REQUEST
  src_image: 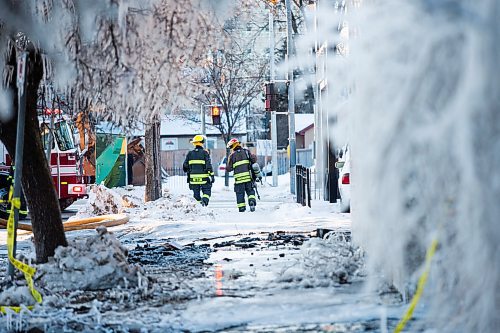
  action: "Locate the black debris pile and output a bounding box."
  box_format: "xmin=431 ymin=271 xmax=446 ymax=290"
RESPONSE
xmin=315 ymin=228 xmax=351 ymax=241
xmin=213 ymin=240 xmax=234 ymax=248
xmin=211 ymin=232 xmax=315 ymax=253
xmin=128 ymin=241 xmax=211 ymax=267
xmin=213 ymin=237 xmax=262 ymax=249
xmin=266 ymin=232 xmax=307 ymax=247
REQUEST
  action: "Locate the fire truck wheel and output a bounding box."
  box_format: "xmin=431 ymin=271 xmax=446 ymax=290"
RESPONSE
xmin=59 ymin=198 xmax=75 ymax=212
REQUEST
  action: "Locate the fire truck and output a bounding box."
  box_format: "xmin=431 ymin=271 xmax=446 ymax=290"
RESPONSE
xmin=0 ymin=108 xmax=89 ymax=219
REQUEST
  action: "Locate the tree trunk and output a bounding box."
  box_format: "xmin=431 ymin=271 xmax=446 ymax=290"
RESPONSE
xmin=0 ymin=45 xmax=67 ymax=263
xmin=144 ymin=117 xmax=161 ymax=201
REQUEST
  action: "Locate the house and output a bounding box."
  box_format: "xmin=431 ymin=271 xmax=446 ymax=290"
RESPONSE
xmin=295 ymin=114 xmax=314 ymax=149
xmin=159 ymin=115 xmax=246 ymax=151
xmin=160 ymin=115 xmax=246 ymax=170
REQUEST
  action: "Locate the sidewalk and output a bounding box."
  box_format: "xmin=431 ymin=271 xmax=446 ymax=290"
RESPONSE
xmin=0 ymin=176 xmax=407 ymax=332
xmin=111 ymin=174 xmax=351 ymax=246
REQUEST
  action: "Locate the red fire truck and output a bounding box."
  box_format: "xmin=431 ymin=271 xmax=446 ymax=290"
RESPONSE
xmin=0 ymin=109 xmax=88 ymax=218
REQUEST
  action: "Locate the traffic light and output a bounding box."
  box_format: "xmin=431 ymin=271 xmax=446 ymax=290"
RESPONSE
xmin=211 ymin=105 xmax=221 ymax=125
xmin=265 ymin=82 xmax=287 ymax=112
xmin=265 ymin=82 xmax=277 ymax=111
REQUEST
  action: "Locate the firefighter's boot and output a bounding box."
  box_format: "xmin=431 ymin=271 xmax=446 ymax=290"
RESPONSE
xmin=238 ymin=206 xmax=246 ymax=212
xmin=202 ymin=197 xmax=209 ymax=206
xmin=248 ymin=197 xmax=256 ymax=212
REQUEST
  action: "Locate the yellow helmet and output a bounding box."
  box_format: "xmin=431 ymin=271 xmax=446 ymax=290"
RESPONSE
xmin=227 ymin=138 xmax=240 ymax=150
xmin=190 ymin=134 xmax=205 ymax=146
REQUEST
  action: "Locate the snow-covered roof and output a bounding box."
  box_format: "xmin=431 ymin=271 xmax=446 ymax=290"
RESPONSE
xmin=96 ymin=122 xmax=145 ymax=136
xmin=295 ymin=114 xmax=314 ymax=134
xmin=96 ymin=115 xmax=247 ymax=137
xmin=160 ymin=115 xmax=246 ymax=136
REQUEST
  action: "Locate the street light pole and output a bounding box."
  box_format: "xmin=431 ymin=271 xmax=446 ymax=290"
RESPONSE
xmin=269 ymin=6 xmax=278 ymax=187
xmin=200 ymin=104 xmax=206 ymax=137
xmin=285 ymin=0 xmax=296 ymax=194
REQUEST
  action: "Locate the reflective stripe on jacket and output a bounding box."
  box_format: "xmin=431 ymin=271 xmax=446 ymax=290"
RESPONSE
xmin=227 ymin=147 xmax=256 ymax=185
xmin=183 ymin=147 xmax=214 ymax=185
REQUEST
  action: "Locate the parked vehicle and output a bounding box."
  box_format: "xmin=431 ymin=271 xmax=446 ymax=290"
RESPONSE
xmin=217 ymin=157 xmax=233 ymax=177
xmin=335 ymin=145 xmax=351 ymax=213
xmin=0 ymin=110 xmax=89 ymax=217
xmin=262 ymin=162 xmax=272 ymax=176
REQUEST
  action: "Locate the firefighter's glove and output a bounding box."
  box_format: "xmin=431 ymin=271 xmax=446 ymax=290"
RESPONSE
xmin=211 ymin=175 xmax=215 ymax=184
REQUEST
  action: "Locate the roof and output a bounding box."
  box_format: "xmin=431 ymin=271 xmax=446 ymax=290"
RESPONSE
xmin=96 ymin=115 xmax=247 ymax=137
xmin=160 ymin=115 xmax=246 ymax=136
xmin=294 ymin=114 xmax=314 ymax=134
xmin=96 ymin=122 xmax=145 ymax=136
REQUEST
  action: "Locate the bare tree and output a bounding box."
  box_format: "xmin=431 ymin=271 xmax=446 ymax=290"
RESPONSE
xmin=0 ymin=0 xmax=215 ymax=261
xmin=66 ymin=1 xmax=215 ymax=201
xmin=200 ymin=14 xmax=268 ymax=186
xmin=0 ymin=39 xmax=67 ymax=263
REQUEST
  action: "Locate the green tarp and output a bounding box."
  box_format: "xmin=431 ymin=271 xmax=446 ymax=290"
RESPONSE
xmin=96 ymin=134 xmax=126 ymax=187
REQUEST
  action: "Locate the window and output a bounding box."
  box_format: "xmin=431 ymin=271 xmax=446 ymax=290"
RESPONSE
xmin=40 ymin=123 xmax=55 ymax=151
xmin=53 ymin=121 xmax=75 ymax=151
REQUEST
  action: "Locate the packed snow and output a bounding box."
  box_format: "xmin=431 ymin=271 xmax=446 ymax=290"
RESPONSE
xmin=37 ymin=226 xmax=144 ymax=292
xmin=277 ymin=232 xmax=366 ymax=287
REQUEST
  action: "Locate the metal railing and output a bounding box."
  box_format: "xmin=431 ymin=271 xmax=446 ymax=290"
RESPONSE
xmin=162 ymin=167 xmax=187 ymax=190
xmin=297 ymin=148 xmax=313 ymax=167
xmin=296 ymin=164 xmax=311 ymax=207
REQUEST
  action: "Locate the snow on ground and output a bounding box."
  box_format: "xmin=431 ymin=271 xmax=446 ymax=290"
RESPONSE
xmin=68 ymin=174 xmax=351 ymax=246
xmin=0 ymin=174 xmax=412 ymax=332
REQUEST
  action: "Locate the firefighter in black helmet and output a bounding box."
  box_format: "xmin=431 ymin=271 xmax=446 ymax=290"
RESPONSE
xmin=183 ymin=135 xmax=214 ymax=206
xmin=226 ymin=138 xmax=257 ymax=212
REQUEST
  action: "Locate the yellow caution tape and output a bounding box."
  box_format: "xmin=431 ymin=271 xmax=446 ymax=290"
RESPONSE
xmin=0 ymin=305 xmax=30 ymax=313
xmin=394 ymin=238 xmax=439 ymax=333
xmin=0 ymin=190 xmax=42 ymax=314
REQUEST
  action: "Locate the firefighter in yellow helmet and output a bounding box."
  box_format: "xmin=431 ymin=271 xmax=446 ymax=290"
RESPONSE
xmin=226 ymin=138 xmax=258 ymax=212
xmin=182 ymin=135 xmax=214 ymax=206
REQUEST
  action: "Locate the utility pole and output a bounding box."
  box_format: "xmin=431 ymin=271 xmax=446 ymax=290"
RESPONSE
xmin=309 ymin=0 xmax=323 ymax=200
xmin=269 ymin=4 xmax=278 ymax=187
xmin=8 ymin=52 xmax=27 ymax=278
xmin=285 ymin=0 xmax=296 ymax=194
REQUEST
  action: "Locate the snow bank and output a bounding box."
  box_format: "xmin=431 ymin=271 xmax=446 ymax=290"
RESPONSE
xmin=136 ymin=189 xmax=206 ymax=220
xmin=38 ymin=227 xmax=143 ymax=291
xmin=73 ymin=185 xmax=139 ymax=217
xmin=278 ymin=232 xmax=365 ymax=287
xmin=74 ymin=184 xmax=210 ymax=222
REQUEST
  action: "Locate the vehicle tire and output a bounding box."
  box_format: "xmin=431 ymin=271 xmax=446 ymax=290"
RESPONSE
xmin=59 ymin=198 xmax=75 ymax=212
xmin=340 ymin=197 xmax=350 ymax=213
